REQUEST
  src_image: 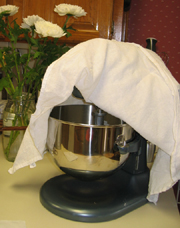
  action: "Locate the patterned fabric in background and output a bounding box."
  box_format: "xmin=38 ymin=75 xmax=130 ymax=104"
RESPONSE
xmin=128 ymin=0 xmax=180 ymax=82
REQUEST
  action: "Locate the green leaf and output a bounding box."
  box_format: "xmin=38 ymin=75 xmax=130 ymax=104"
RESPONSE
xmin=0 ymin=10 xmax=11 ymax=17
xmin=34 ymin=51 xmax=42 ymax=59
xmin=30 ymin=38 xmax=39 ymax=46
xmin=0 ymin=77 xmax=10 ymax=91
xmin=61 ymin=46 xmax=71 ymax=55
xmin=19 ymin=53 xmax=29 ymax=64
xmin=65 ymin=31 xmax=72 ymax=38
xmin=67 ymin=26 xmax=76 ymax=31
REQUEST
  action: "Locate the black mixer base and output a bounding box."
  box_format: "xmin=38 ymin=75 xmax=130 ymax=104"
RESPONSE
xmin=40 ymin=168 xmax=149 ymax=222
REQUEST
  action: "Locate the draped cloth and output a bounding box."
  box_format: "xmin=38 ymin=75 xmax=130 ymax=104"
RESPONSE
xmin=9 ymin=38 xmax=180 ymax=203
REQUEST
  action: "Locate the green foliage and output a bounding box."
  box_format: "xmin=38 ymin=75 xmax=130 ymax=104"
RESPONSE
xmin=0 ymin=11 xmax=73 ymax=100
xmin=0 ymin=77 xmax=10 ymax=90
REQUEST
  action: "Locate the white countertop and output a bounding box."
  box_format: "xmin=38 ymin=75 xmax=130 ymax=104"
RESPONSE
xmin=0 ymin=136 xmax=179 ymax=228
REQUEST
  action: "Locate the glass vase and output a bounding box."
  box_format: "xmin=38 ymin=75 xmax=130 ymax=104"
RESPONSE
xmin=2 ymin=93 xmax=35 ymax=162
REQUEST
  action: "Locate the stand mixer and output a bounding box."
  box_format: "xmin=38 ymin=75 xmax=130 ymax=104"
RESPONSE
xmin=40 ymin=101 xmax=150 ymax=222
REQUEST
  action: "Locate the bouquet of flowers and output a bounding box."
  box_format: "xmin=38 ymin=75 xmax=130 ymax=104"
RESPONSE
xmin=0 ymin=4 xmax=87 ymax=161
xmin=0 ymin=3 xmax=87 ymax=98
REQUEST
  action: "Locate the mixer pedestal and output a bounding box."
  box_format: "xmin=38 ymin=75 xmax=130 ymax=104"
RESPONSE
xmin=40 ymin=167 xmax=149 ymax=222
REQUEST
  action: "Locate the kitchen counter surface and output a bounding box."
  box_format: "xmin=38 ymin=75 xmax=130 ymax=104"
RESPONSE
xmin=0 ymin=136 xmax=179 ymax=228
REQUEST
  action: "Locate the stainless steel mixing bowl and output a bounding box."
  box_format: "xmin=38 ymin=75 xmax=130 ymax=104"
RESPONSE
xmin=49 ymin=104 xmax=135 ymax=180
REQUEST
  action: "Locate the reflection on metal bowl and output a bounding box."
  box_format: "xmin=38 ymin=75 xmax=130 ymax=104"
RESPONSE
xmin=49 ymin=104 xmax=135 ymax=180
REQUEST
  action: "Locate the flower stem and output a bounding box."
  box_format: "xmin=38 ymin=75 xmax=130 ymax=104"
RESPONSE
xmin=62 ymin=15 xmax=71 ymax=30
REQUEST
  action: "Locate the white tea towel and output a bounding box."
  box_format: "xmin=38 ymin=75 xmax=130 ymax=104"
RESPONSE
xmin=9 ymin=38 xmax=180 ymax=204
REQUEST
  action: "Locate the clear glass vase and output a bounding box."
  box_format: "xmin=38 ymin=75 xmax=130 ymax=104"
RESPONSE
xmin=2 ymin=93 xmax=35 ymax=162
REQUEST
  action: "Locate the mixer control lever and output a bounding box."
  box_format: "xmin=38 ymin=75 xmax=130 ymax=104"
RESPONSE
xmin=114 ymin=134 xmax=141 ymax=154
xmin=115 ymin=134 xmax=126 ymax=148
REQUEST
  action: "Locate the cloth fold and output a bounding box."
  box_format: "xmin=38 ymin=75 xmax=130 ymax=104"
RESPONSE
xmin=8 ymin=38 xmax=180 ymax=204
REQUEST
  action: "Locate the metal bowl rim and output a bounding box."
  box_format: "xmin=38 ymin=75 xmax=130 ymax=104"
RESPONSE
xmin=50 ymin=117 xmax=131 ymax=129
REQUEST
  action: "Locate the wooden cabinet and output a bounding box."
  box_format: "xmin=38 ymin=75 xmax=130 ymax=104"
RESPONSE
xmin=1 ymin=0 xmax=125 ymax=44
xmin=0 ymin=0 xmax=6 ymax=5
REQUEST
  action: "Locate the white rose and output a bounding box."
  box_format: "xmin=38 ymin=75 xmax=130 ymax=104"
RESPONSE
xmin=34 ymin=21 xmax=66 ymax=38
xmin=54 ymin=4 xmax=87 ymax=18
xmin=21 ymin=15 xmax=45 ymax=30
xmin=0 ymin=5 xmax=19 ymax=16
